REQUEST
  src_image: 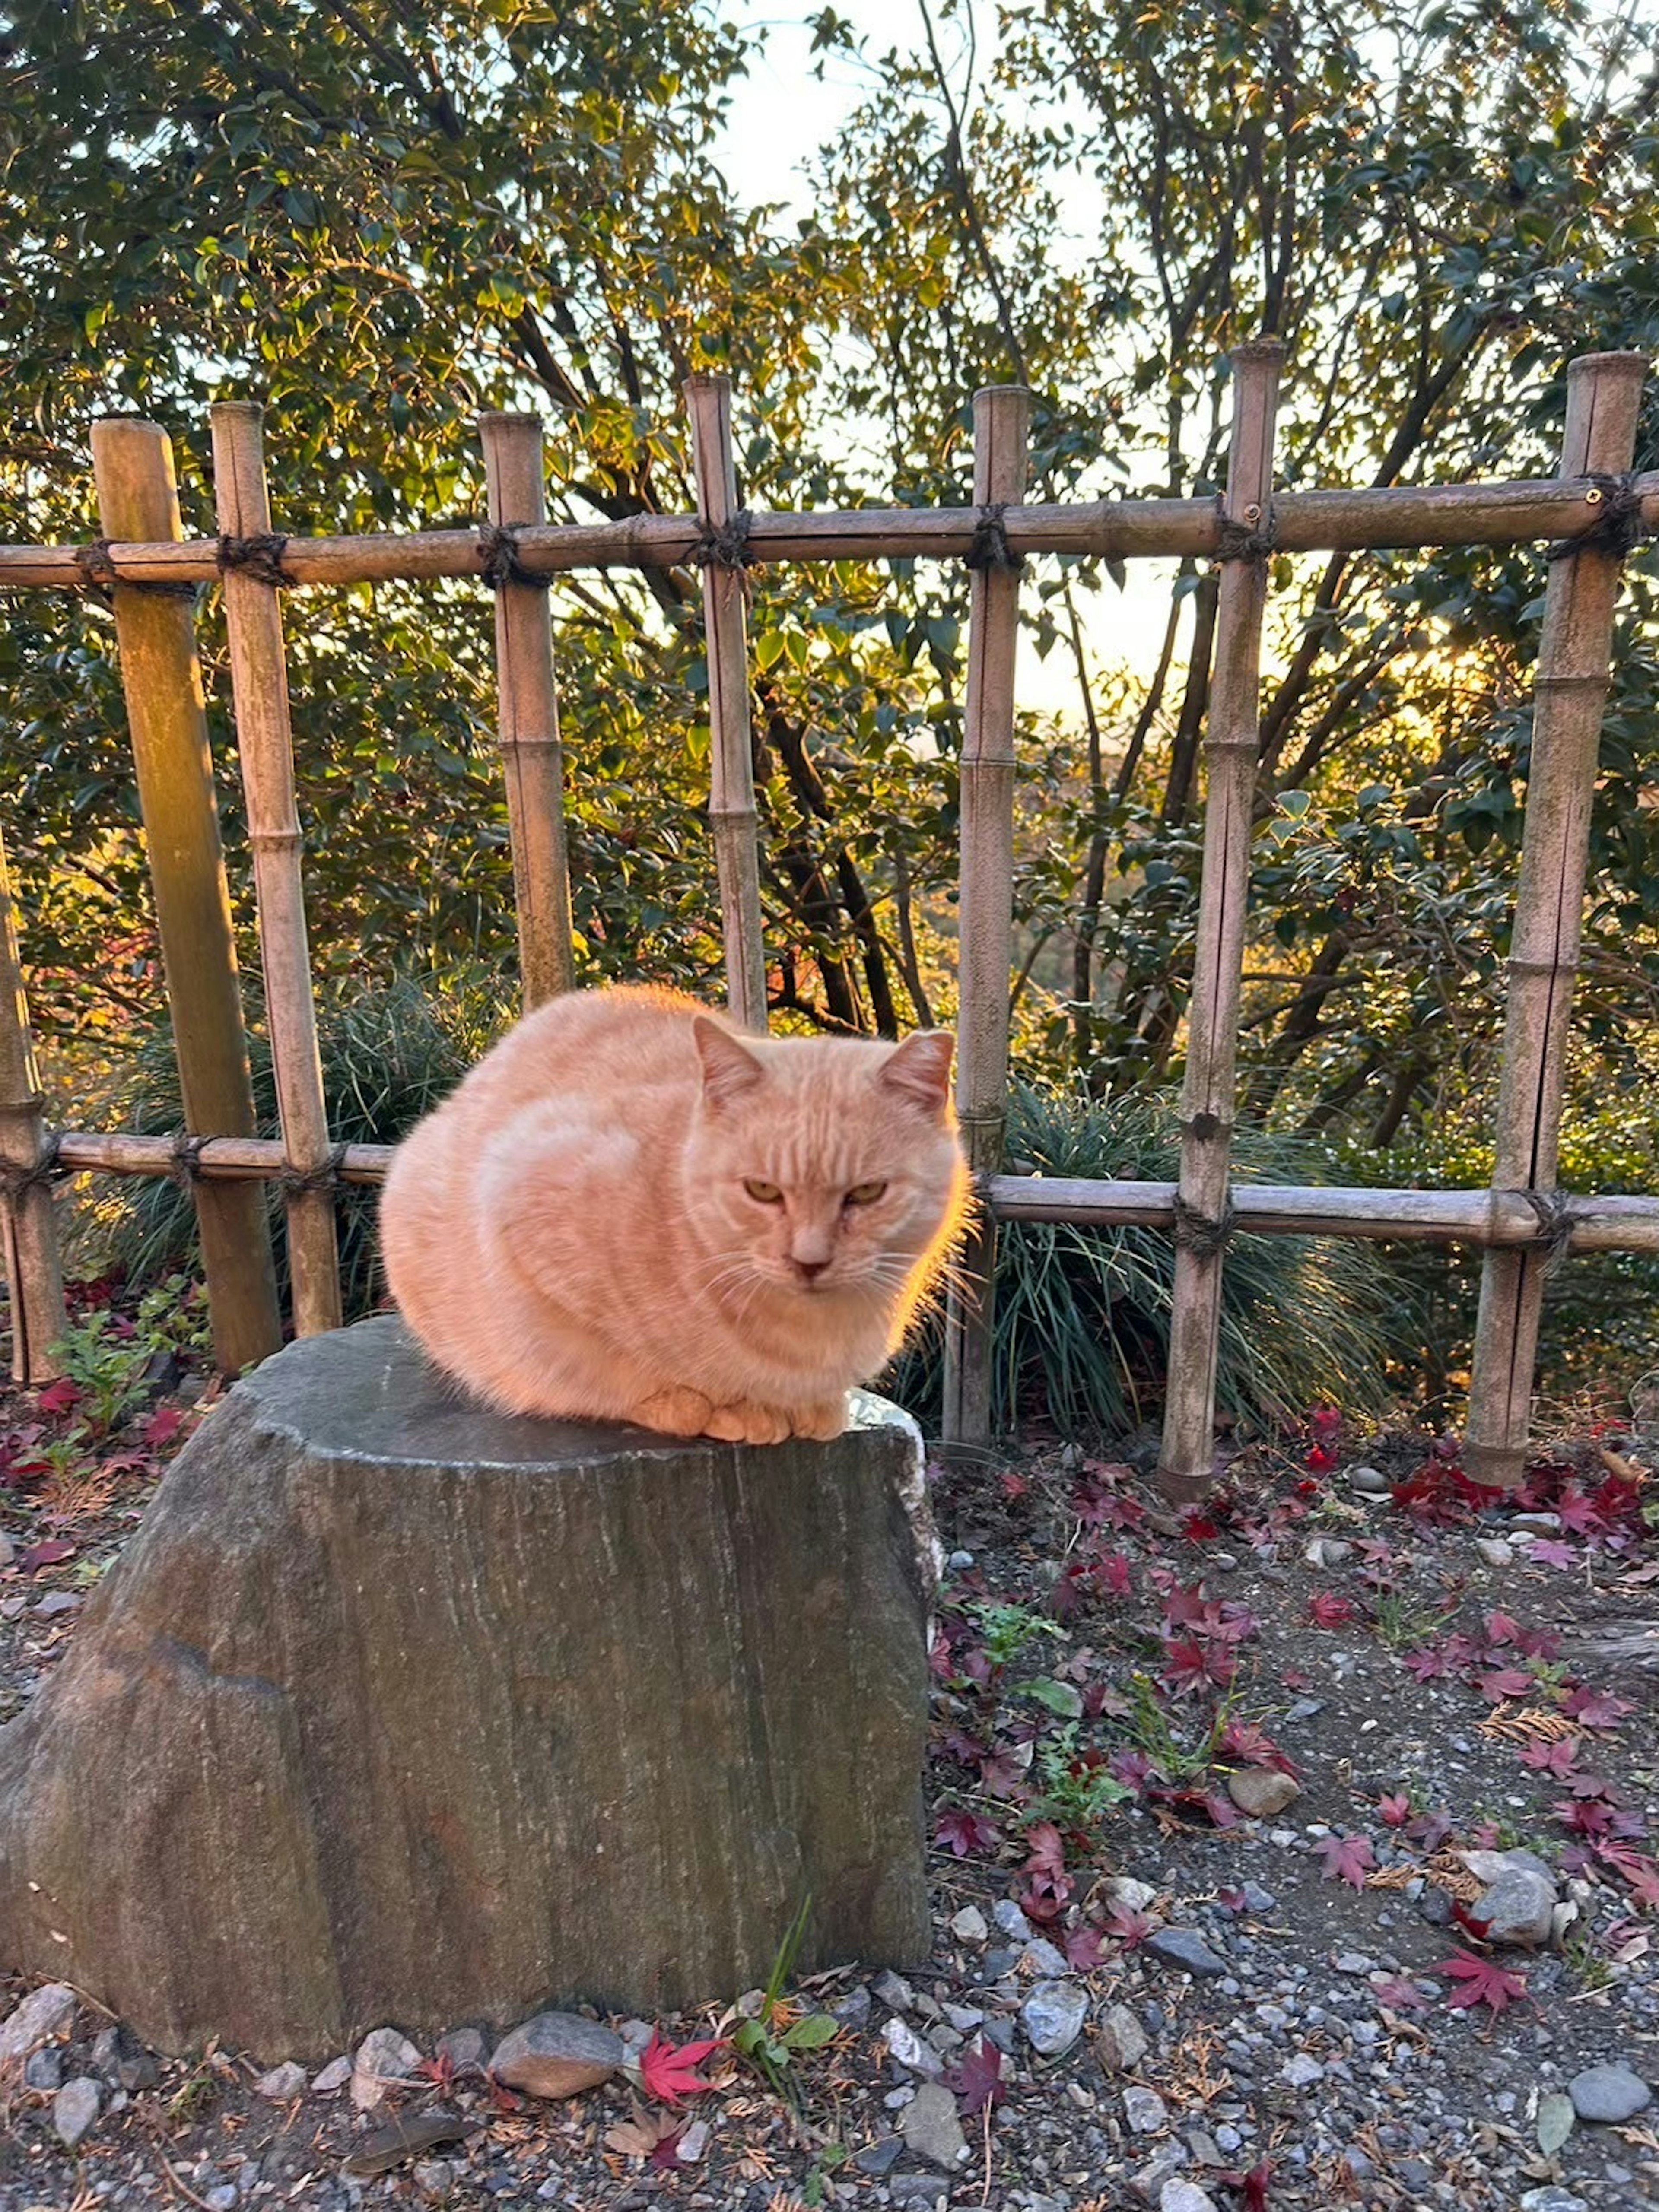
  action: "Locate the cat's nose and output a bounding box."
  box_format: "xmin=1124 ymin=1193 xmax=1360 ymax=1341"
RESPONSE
xmin=792 ymin=1258 xmax=830 ymax=1286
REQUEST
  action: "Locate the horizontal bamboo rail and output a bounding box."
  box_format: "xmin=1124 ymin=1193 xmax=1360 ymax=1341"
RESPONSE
xmin=29 ymin=1130 xmax=1659 ymax=1255
xmin=5 ymin=473 xmax=1659 ymax=592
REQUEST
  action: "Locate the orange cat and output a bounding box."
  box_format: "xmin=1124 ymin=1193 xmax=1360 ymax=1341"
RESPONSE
xmin=380 ymin=986 xmax=970 ymax=1443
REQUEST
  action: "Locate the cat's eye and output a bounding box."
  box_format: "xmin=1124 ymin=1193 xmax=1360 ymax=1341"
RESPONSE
xmin=744 ymin=1178 xmax=783 ymax=1204
xmin=845 ymin=1180 xmax=888 ymax=1206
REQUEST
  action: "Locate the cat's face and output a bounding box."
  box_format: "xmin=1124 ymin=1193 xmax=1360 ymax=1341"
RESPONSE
xmin=684 ymin=1020 xmax=966 ymax=1303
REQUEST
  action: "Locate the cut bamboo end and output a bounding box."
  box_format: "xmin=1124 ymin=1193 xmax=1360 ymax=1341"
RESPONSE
xmin=211 ymin=400 xmax=343 ymax=1340
xmin=1157 ymin=340 xmax=1285 ymax=1501
xmin=684 ymin=375 xmax=767 ymax=1033
xmin=478 ymin=409 xmax=576 ymax=1008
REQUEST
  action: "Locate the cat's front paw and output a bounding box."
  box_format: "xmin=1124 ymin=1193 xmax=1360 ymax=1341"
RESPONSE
xmin=789 ymin=1398 xmax=848 ymax=1442
xmin=704 ymin=1400 xmax=791 ymax=1447
xmin=632 ymin=1387 xmax=716 ymax=1438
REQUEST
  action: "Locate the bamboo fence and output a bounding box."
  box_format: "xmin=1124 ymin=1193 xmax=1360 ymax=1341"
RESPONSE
xmin=0 ymin=349 xmax=1652 ymax=1493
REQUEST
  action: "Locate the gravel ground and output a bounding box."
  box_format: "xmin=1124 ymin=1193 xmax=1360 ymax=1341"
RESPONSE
xmin=2 ymin=1342 xmax=1656 ymax=2212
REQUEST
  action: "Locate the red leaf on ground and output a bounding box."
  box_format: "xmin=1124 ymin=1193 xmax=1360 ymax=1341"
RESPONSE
xmin=935 ymin=1808 xmax=1003 ymax=1859
xmin=999 ymin=1470 xmax=1028 ymax=1499
xmin=1526 ymin=1538 xmax=1577 ymax=1569
xmin=1063 ymin=1926 xmax=1104 ymax=1972
xmin=946 ymin=2035 xmax=1006 ymax=2117
xmin=1521 ymin=1737 xmax=1580 ymax=1776
xmin=1565 ymin=1687 xmax=1636 ymax=1730
xmin=1477 ymin=1667 xmax=1534 ymax=1704
xmin=1217 ymin=2156 xmax=1275 ymax=2210
xmin=1402 ymin=1645 xmax=1451 ymax=1682
xmin=142 ymin=1405 xmax=184 ymax=1447
xmin=1371 ymin=1975 xmax=1430 ymax=2012
xmin=1596 ymin=1842 xmax=1659 ymax=1909
xmin=1555 ymin=1488 xmax=1606 ymax=1536
xmin=1103 ymin=1904 xmax=1155 ymax=1948
xmin=639 ymin=2028 xmax=725 ymax=2107
xmin=1308 ymin=1592 xmax=1356 ymax=1628
xmin=1023 ymin=1821 xmax=1067 ymax=1878
xmin=1318 ymin=1832 xmax=1375 ymax=1888
xmin=1482 ymin=1609 xmax=1520 ymax=1646
xmin=35 ymin=1379 xmax=80 ymax=1417
xmin=1377 ymin=1793 xmax=1413 ymax=1827
xmin=648 ymin=2127 xmax=689 ymax=2172
xmin=1437 ymin=1951 xmax=1528 ymax=2014
xmin=1217 ymin=1718 xmax=1297 ymax=1777
xmin=19 ymin=1539 xmax=75 ymax=1574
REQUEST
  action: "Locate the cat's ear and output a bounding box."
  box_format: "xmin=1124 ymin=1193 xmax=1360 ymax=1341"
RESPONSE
xmin=693 ymin=1015 xmax=766 ymax=1108
xmin=880 ymin=1029 xmax=955 ymax=1115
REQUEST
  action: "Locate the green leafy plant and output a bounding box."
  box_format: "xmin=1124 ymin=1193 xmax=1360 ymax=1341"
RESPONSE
xmin=47 ymin=1310 xmax=156 ymax=1438
xmin=730 ymin=1897 xmax=840 ymax=2105
xmin=1031 ymin=1724 xmax=1133 ymax=1825
xmin=969 ymin=1599 xmax=1064 ymax=1669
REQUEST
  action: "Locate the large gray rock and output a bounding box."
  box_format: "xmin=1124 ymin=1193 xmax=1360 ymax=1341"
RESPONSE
xmin=0 ymin=1319 xmax=933 ymax=2058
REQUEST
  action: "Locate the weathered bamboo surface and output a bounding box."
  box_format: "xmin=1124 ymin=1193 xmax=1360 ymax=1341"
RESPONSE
xmin=1159 ymin=343 xmax=1283 ymax=1502
xmin=211 ymin=402 xmax=342 ymax=1339
xmin=1465 ymin=352 xmax=1647 ymax=1488
xmin=685 ymin=374 xmax=767 ymax=1031
xmin=987 ymin=1176 xmax=1659 ymax=1252
xmin=91 ymin=418 xmax=282 ymax=1374
xmin=943 ymin=386 xmax=1032 ymax=1450
xmin=479 ymin=411 xmax=576 ymax=1006
xmin=32 ymin=1132 xmax=1659 ymax=1256
xmin=0 ymin=833 xmax=68 ymax=1381
xmin=6 ymin=473 xmax=1658 ymax=590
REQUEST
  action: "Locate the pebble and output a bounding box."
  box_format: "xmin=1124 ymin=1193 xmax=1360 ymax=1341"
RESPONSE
xmin=950 ymin=1904 xmax=989 ymax=1944
xmin=947 ymin=1549 xmax=975 ymax=1570
xmin=1239 ymin=1881 xmax=1278 ymax=1914
xmin=1474 ymin=1867 xmax=1557 ymax=1948
xmin=1125 ymin=2085 xmax=1170 ymax=2133
xmin=53 ymin=2075 xmax=101 ymax=2150
xmin=0 ymin=1981 xmax=77 ymax=2061
xmin=1094 ymin=2001 xmax=1149 ymax=2074
xmin=1303 ymin=1536 xmax=1353 ymax=1567
xmin=1021 ymin=1980 xmax=1089 ymax=2057
xmin=1147 ymin=1927 xmax=1228 ymax=1977
xmin=1282 ymin=2054 xmax=1323 ymax=2088
xmin=311 ymin=2054 xmax=353 ymax=2093
xmin=1474 ymin=1536 xmax=1514 ymax=1566
xmin=489 ymin=2010 xmax=623 ymax=2100
xmin=855 ymin=2136 xmax=904 ymax=2176
xmin=889 ymin=2178 xmax=949 ymax=2210
xmin=254 ymin=2060 xmax=309 ymax=2101
xmin=676 ymin=2119 xmax=709 ymax=2164
xmin=1102 ymin=1875 xmax=1161 ymax=1914
xmin=874 ymin=1969 xmax=916 ymax=2011
xmin=25 ymin=2044 xmax=64 ymax=2091
xmin=1020 ymin=1938 xmax=1071 ymax=1977
xmin=1519 ymin=2193 xmax=1589 ymax=2212
xmin=901 ymin=2080 xmax=972 ymax=2169
xmin=1567 ymin=2063 xmax=1652 ymax=2123
xmin=436 ymin=2025 xmax=490 ymax=2071
xmin=993 ymin=1898 xmax=1034 ymax=1941
xmin=1227 ymin=1767 xmax=1302 ymax=1818
xmin=412 ymin=2162 xmax=454 ymax=2203
xmin=351 ymin=2026 xmax=423 ymax=2109
xmin=1160 ymin=2187 xmax=1218 ymax=2212
xmin=1346 ymin=1465 xmax=1391 ymax=1495
xmin=1131 ymin=2144 xmax=1191 ymax=2201
xmin=884 ymin=2018 xmax=945 ymax=2077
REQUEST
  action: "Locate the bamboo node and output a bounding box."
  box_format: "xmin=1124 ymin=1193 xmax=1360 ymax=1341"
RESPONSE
xmin=73 ymin=539 xmax=198 ymax=603
xmin=1172 ymin=1190 xmax=1235 ymax=1256
xmin=1508 ymin=1186 xmax=1577 ymax=1274
xmin=1180 ymin=1111 xmax=1232 ymax=1142
xmin=1545 ymin=473 xmax=1646 ymax=562
xmin=166 ymin=1133 xmax=210 ymax=1191
xmin=964 ymin=504 xmax=1025 ymax=576
xmin=690 ymin=510 xmax=756 ymax=573
xmin=0 ymin=1133 xmax=67 ymax=1197
xmin=1214 ymin=496 xmax=1278 ymax=563
xmin=477 ymin=522 xmax=551 ymax=590
xmin=277 ymin=1142 xmax=348 ymax=1197
xmin=217 ymin=532 xmax=292 ymax=587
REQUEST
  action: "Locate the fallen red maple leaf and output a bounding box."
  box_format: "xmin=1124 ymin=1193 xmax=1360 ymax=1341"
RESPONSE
xmin=1063 ymin=1925 xmax=1104 ymax=1972
xmin=1217 ymin=2156 xmax=1274 ymax=2209
xmin=1437 ymin=1950 xmax=1528 ymax=2013
xmin=1526 ymin=1537 xmax=1577 ymax=1569
xmin=945 ymin=2035 xmax=1006 ymax=2117
xmin=1308 ymin=1591 xmax=1356 ymax=1628
xmin=35 ymin=1379 xmax=80 ymax=1417
xmin=19 ymin=1538 xmax=75 ymax=1574
xmin=1317 ymin=1832 xmax=1374 ymax=1888
xmin=1477 ymin=1666 xmax=1534 ymax=1704
xmin=1370 ymin=1974 xmax=1430 ymax=2012
xmin=935 ymin=1807 xmax=1003 ymax=1858
xmin=1377 ymin=1793 xmax=1413 ymax=1827
xmin=1482 ymin=1608 xmax=1520 ymax=1646
xmin=639 ymin=2028 xmax=725 ymax=2107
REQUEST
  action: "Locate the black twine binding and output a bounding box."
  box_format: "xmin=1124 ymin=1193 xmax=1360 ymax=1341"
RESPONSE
xmin=0 ymin=1133 xmax=66 ymax=1199
xmin=1172 ymin=1190 xmax=1235 ymax=1257
xmin=690 ymin=510 xmax=756 ymax=572
xmin=1512 ymin=1187 xmax=1576 ymax=1274
xmin=167 ymin=1133 xmax=209 ymax=1191
xmin=1214 ymin=495 xmax=1278 ymax=563
xmin=278 ymin=1142 xmax=348 ymax=1197
xmin=476 ymin=522 xmax=551 ymax=590
xmin=965 ymin=502 xmax=1025 ymax=576
xmin=1546 ymin=474 xmax=1646 ymax=562
xmin=217 ymin=532 xmax=292 ymax=587
xmin=73 ymin=538 xmax=198 ymax=602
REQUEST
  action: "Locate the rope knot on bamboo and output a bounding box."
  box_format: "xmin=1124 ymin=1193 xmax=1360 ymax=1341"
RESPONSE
xmin=166 ymin=1134 xmax=210 ymax=1191
xmin=690 ymin=510 xmax=756 ymax=572
xmin=964 ymin=503 xmax=1025 ymax=576
xmin=1213 ymin=497 xmax=1278 ymax=563
xmin=217 ymin=532 xmax=292 ymax=587
xmin=0 ymin=1133 xmax=67 ymax=1198
xmin=1511 ymin=1187 xmax=1577 ymax=1274
xmin=1545 ymin=474 xmax=1647 ymax=562
xmin=277 ymin=1143 xmax=349 ymax=1196
xmin=73 ymin=538 xmax=199 ymax=602
xmin=476 ymin=522 xmax=551 ymax=590
xmin=1172 ymin=1190 xmax=1235 ymax=1257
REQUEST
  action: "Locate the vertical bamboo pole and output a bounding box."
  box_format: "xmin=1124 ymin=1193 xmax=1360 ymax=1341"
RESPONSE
xmin=684 ymin=374 xmax=767 ymax=1032
xmin=92 ymin=417 xmax=282 ymax=1374
xmin=478 ymin=411 xmax=575 ymax=1007
xmin=942 ymin=385 xmax=1033 ymax=1453
xmin=0 ymin=830 xmax=69 ymax=1381
xmin=1465 ymin=350 xmax=1646 ymax=1487
xmin=210 ymin=402 xmax=342 ymax=1338
xmin=1157 ymin=341 xmax=1284 ymax=1502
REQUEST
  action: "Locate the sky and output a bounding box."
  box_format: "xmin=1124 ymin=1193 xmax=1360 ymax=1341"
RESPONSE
xmin=708 ymin=3 xmax=1190 ymax=727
